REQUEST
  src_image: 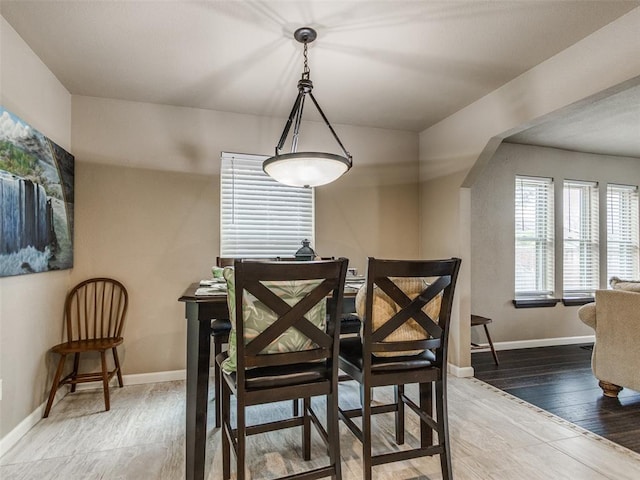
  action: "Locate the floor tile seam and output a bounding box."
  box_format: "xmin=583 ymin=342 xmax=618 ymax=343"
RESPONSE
xmin=546 ymin=437 xmax=640 ymax=480
xmin=546 ymin=431 xmax=640 ymax=461
xmin=469 ymin=377 xmax=640 ymax=461
xmin=452 ymin=442 xmax=599 ymax=478
xmin=0 ymin=438 xmax=176 ymax=467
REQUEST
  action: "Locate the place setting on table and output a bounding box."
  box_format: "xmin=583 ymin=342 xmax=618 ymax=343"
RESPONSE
xmin=193 ymin=266 xmax=228 ymax=296
xmin=193 ymin=278 xmax=227 ymax=297
xmin=344 ymin=268 xmax=365 ymax=292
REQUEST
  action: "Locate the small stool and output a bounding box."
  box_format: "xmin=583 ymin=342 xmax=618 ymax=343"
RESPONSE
xmin=471 ymin=314 xmax=499 ymax=365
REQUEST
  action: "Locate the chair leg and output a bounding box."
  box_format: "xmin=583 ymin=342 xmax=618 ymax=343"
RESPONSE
xmin=303 ymin=397 xmax=311 ymax=461
xmin=327 ymin=391 xmax=341 ymax=480
xmin=221 ymin=380 xmax=231 ymax=480
xmin=43 ymin=353 xmax=67 ymax=418
xmin=435 ymin=379 xmax=452 ymax=480
xmin=236 ymin=397 xmax=246 ymax=480
xmin=214 ymin=337 xmax=223 ymax=428
xmin=483 ymin=324 xmax=499 ymax=366
xmin=112 ymin=347 xmax=124 ymax=387
xmin=360 ymin=384 xmax=373 ymax=480
xmin=293 ymin=398 xmax=300 ymax=417
xmin=395 ymin=384 xmax=405 ymax=445
xmin=100 ymin=350 xmax=110 ymax=411
xmin=70 ymin=353 xmax=80 ymax=393
xmin=420 ymin=382 xmax=433 ymax=447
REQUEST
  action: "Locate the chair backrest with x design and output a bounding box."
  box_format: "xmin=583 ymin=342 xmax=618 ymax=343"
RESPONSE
xmin=232 ymin=258 xmax=349 ymax=386
xmin=360 ymin=258 xmax=460 ymax=369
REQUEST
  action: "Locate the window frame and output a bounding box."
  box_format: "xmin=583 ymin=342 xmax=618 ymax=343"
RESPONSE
xmin=606 ymin=183 xmax=640 ymax=282
xmin=562 ymin=179 xmax=599 ymax=298
xmin=219 ymin=152 xmax=315 ymax=258
xmin=514 ymin=175 xmax=555 ymax=302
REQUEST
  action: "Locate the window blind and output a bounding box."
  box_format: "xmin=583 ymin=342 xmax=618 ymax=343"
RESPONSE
xmin=607 ymin=184 xmax=639 ymax=281
xmin=220 ymin=152 xmax=314 ymax=258
xmin=515 ymin=176 xmax=554 ymax=296
xmin=563 ymin=180 xmax=599 ymax=296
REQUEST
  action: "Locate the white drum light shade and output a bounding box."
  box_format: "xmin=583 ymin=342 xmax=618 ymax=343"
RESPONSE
xmin=263 ymin=27 xmax=352 ymax=188
xmin=263 ymin=152 xmax=351 ymax=188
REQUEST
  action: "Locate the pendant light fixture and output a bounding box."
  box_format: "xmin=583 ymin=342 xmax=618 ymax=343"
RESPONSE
xmin=263 ymin=27 xmax=352 ymax=188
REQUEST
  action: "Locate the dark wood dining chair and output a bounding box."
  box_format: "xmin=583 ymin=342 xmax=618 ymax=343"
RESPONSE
xmin=338 ymin=257 xmax=461 ymax=480
xmin=216 ymin=258 xmax=348 ymax=480
xmin=43 ymin=278 xmax=129 ymax=418
xmin=211 ymin=256 xmax=360 ymax=426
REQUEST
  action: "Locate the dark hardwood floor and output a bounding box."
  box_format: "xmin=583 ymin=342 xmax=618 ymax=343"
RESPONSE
xmin=472 ymin=344 xmax=640 ymax=454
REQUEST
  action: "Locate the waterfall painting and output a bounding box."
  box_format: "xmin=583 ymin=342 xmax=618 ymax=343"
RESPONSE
xmin=0 ymin=107 xmax=74 ymax=277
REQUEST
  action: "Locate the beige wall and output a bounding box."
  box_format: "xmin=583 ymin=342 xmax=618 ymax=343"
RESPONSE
xmin=0 ymin=17 xmax=72 ymax=439
xmin=419 ymin=8 xmax=640 ymax=373
xmin=471 ymin=142 xmax=640 ymax=344
xmin=419 ymin=170 xmax=471 ymax=373
xmin=70 ymin=95 xmax=420 ymax=376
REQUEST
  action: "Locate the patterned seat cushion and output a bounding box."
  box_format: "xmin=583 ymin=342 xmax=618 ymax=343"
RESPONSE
xmin=221 ymin=266 xmax=327 ymax=373
xmin=356 ymin=277 xmax=442 ymax=357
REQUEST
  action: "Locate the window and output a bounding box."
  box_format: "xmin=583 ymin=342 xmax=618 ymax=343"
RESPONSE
xmin=220 ymin=152 xmax=314 ymax=257
xmin=563 ymin=180 xmax=599 ymax=296
xmin=515 ymin=176 xmax=554 ymax=297
xmin=607 ymin=184 xmax=639 ymax=281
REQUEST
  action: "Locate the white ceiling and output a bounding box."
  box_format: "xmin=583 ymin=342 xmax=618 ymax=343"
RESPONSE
xmin=2 ymin=1 xmax=639 ymax=155
xmin=506 ymin=82 xmax=640 ymax=158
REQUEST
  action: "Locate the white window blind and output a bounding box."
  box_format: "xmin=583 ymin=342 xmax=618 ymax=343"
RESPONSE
xmin=563 ymin=180 xmax=599 ymax=296
xmin=220 ymin=152 xmax=314 ymax=258
xmin=515 ymin=176 xmax=555 ymax=297
xmin=607 ymin=184 xmax=639 ymax=281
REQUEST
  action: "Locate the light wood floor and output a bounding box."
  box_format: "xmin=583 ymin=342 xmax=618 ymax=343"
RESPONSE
xmin=2 ymin=376 xmax=640 ymax=479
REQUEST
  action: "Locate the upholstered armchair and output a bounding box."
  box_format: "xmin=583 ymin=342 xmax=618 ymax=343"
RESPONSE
xmin=578 ymin=278 xmax=640 ymax=397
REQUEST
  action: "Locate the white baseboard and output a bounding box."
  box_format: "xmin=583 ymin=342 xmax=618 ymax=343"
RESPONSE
xmin=0 ymin=387 xmax=67 ymax=458
xmin=72 ymin=369 xmax=187 ymax=391
xmin=471 ymin=335 xmax=595 ymax=353
xmin=0 ymin=370 xmax=187 ymax=458
xmin=123 ymin=369 xmax=186 ymax=385
xmin=448 ymin=364 xmax=474 ymax=378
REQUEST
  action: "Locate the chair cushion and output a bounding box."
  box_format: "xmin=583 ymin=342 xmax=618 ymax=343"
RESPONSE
xmin=217 ymin=351 xmax=327 ymax=389
xmin=243 ymin=363 xmax=328 ymax=389
xmin=211 ymin=319 xmax=232 ymax=337
xmin=339 ymin=336 xmax=436 ymax=372
xmin=578 ymin=302 xmax=596 ymax=329
xmin=355 ymin=277 xmax=442 ymax=357
xmin=610 ymin=277 xmax=640 ymax=293
xmin=221 ymin=266 xmax=327 ymax=374
xmin=340 ymin=313 xmax=362 ymax=335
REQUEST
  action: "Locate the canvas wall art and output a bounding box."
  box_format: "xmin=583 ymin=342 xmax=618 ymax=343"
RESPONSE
xmin=0 ymin=107 xmax=74 ymax=277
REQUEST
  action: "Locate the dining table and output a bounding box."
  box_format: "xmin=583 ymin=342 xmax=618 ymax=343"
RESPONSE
xmin=178 ymin=277 xmax=363 ymax=480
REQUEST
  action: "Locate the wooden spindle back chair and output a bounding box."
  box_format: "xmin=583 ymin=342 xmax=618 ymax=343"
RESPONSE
xmin=43 ymin=278 xmax=128 ymax=418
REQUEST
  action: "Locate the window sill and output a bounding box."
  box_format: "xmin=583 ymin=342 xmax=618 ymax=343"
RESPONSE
xmin=562 ymin=297 xmax=594 ymax=306
xmin=512 ymin=298 xmax=560 ymax=308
